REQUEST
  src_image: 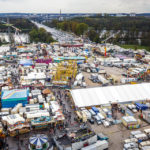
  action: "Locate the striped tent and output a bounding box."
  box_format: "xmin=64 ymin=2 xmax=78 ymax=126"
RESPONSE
xmin=29 ymin=134 xmax=48 ymax=148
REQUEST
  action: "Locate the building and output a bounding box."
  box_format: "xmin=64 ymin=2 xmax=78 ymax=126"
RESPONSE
xmin=70 ymin=83 xmax=150 ymax=108
xmin=130 ymin=13 xmax=136 ymax=17
xmin=1 ymin=89 xmax=29 ymax=108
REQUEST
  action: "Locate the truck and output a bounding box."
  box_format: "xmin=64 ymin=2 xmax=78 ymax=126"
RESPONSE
xmin=81 ymin=140 xmax=108 ymax=150
xmin=92 ymin=107 xmax=99 ymax=114
xmin=89 ymin=109 xmax=96 ymax=116
xmin=94 ymin=115 xmax=102 ymax=125
xmin=97 ymin=113 xmax=105 ymax=120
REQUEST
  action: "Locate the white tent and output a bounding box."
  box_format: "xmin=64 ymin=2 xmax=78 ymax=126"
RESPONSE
xmin=2 ymin=114 xmax=25 ymax=125
xmin=70 ymin=83 xmax=150 ymax=108
xmin=0 ymin=46 xmax=10 ymax=52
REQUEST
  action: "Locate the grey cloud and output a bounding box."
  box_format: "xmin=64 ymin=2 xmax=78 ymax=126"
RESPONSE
xmin=0 ymin=0 xmax=150 ymax=13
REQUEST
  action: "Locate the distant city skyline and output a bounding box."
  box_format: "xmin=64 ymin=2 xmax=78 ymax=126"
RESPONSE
xmin=0 ymin=0 xmax=150 ymax=13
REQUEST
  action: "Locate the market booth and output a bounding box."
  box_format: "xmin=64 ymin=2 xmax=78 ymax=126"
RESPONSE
xmin=2 ymin=114 xmax=30 ymax=136
xmin=31 ymin=116 xmax=55 ymax=130
xmin=29 ymin=134 xmax=49 ymax=150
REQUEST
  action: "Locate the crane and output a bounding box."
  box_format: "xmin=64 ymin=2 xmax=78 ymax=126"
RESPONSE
xmin=0 ymin=18 xmax=22 ymax=46
xmin=101 ymin=31 xmax=120 ymax=56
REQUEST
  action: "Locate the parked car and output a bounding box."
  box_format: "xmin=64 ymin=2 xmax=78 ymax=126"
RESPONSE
xmin=97 ymin=133 xmax=109 ymax=141
xmin=102 ymin=120 xmax=110 ymax=127
xmin=93 ymin=115 xmax=102 ymax=125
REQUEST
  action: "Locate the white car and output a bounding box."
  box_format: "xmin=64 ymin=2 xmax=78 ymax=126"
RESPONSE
xmin=103 ymin=120 xmax=110 ymax=127
xmin=132 ymin=109 xmax=137 ymax=113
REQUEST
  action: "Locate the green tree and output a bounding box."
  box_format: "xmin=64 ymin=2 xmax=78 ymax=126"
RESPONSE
xmin=76 ymin=23 xmax=88 ymax=35
xmin=29 ymin=28 xmax=54 ymax=43
xmin=29 ymin=29 xmax=38 ymax=42
xmin=87 ymin=30 xmax=100 ymax=43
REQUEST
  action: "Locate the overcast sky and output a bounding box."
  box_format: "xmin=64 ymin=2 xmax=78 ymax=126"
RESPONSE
xmin=0 ymin=0 xmax=150 ymax=13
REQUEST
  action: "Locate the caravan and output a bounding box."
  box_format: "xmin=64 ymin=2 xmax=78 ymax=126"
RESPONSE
xmin=82 ymin=109 xmax=92 ymax=120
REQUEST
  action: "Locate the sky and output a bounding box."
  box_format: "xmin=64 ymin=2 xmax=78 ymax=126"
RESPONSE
xmin=0 ymin=0 xmax=150 ymax=13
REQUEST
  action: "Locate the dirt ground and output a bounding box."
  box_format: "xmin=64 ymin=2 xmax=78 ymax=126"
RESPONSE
xmin=100 ymin=66 xmax=126 ymax=82
xmin=82 ymin=66 xmax=126 ymax=88
xmin=82 ymin=72 xmax=101 ymax=87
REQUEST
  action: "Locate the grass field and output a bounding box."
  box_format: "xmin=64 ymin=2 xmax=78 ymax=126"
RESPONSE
xmin=119 ymin=45 xmax=150 ymax=51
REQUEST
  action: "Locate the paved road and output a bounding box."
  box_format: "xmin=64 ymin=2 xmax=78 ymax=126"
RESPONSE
xmin=32 ymin=21 xmax=75 ymax=43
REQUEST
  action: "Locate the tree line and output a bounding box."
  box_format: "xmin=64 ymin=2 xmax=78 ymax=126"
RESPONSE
xmin=45 ymin=16 xmax=150 ymax=49
xmin=73 ymin=16 xmax=150 ymax=31
xmin=72 ymin=16 xmax=150 ymax=47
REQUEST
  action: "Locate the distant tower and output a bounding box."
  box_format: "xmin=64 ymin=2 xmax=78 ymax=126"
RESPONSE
xmin=60 ymin=9 xmax=61 ymax=19
xmin=59 ymin=9 xmax=63 ymax=21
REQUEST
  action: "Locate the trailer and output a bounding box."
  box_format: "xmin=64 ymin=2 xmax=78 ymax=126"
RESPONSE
xmin=134 ymin=133 xmax=148 ymax=141
xmin=82 ymin=109 xmax=92 ymax=120
xmin=124 ymin=138 xmax=138 ymax=144
xmin=130 ymin=131 xmax=142 ymax=137
xmin=139 ymin=141 xmax=150 ymax=149
xmin=92 ymin=107 xmax=99 ymax=114
xmin=144 ymin=129 xmax=150 ymax=135
xmin=98 ymin=75 xmax=109 ymax=85
xmin=89 ymin=109 xmax=96 ymax=116
xmin=135 ymin=103 xmax=148 ymax=111
xmin=97 ymin=113 xmax=105 ymax=120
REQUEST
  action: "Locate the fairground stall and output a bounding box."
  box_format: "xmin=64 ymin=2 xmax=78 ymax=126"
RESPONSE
xmin=31 ymin=116 xmax=55 ymax=130
xmin=2 ymin=114 xmax=30 ymax=136
xmin=29 ymin=134 xmax=50 ymax=150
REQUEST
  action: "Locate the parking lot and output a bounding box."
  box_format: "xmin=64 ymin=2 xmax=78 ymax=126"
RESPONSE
xmin=88 ymin=112 xmax=149 ymax=150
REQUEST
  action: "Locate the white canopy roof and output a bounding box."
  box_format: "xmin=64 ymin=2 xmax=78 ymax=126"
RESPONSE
xmin=2 ymin=114 xmax=25 ymax=125
xmin=24 ymin=72 xmax=46 ymax=80
xmin=70 ymin=83 xmax=150 ymax=108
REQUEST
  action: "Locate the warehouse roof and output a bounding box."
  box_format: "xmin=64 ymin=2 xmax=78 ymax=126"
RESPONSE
xmin=70 ymin=83 xmax=150 ymax=108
